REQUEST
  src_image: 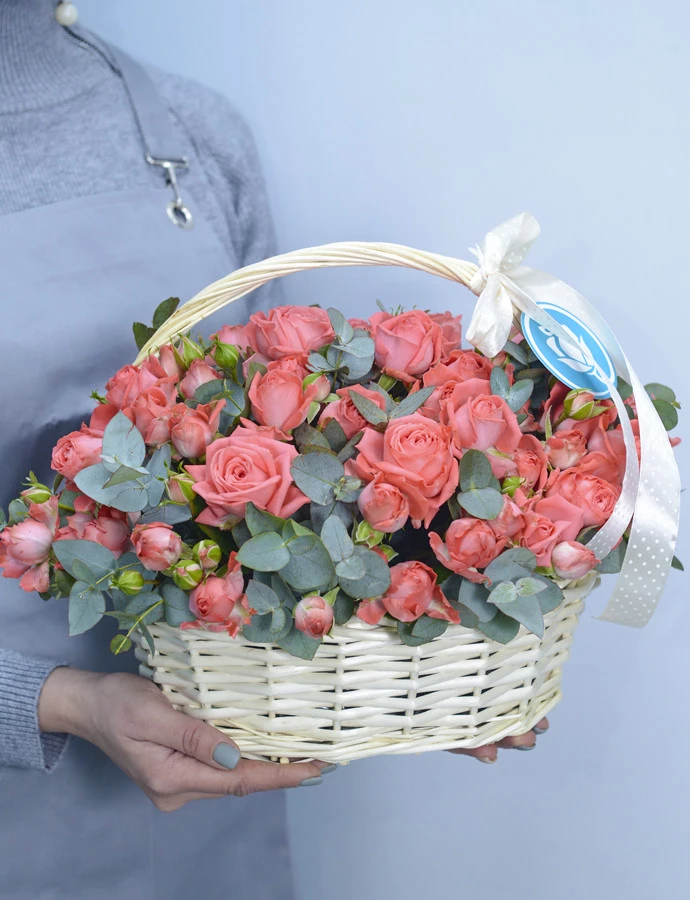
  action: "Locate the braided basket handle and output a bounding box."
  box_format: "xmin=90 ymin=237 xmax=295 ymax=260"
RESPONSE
xmin=133 ymin=241 xmax=479 ymax=365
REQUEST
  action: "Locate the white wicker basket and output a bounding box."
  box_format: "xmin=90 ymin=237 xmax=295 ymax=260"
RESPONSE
xmin=130 ymin=242 xmax=599 ymax=763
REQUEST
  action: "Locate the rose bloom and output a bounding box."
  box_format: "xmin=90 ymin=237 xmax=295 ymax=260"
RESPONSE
xmin=294 ymin=595 xmax=335 ymax=638
xmin=350 ymin=413 xmax=458 ymax=527
xmin=105 ymin=356 xmax=170 ymax=409
xmin=429 ymin=517 xmax=506 ymax=584
xmin=187 ymin=425 xmax=308 ymax=526
xmin=248 ymin=368 xmax=322 ymax=432
xmin=214 ymin=323 xmax=255 ymax=352
xmin=357 ymin=561 xmax=459 ymax=625
xmin=488 ymin=495 xmax=525 ymax=542
xmin=520 ymin=510 xmax=570 ymax=567
xmin=428 ymin=311 xmax=462 ymax=356
xmin=169 ymin=400 xmax=225 ymax=459
xmin=131 ymin=522 xmax=183 ymax=571
xmin=56 ymin=507 xmax=130 ymax=558
xmin=128 ymin=377 xmax=178 ymax=446
xmin=423 ymin=350 xmax=493 ymax=389
xmin=157 ymin=344 xmax=183 ymax=380
xmin=511 ymin=435 xmax=549 ymax=491
xmin=530 ymin=494 xmax=585 ymax=542
xmin=358 ymin=475 xmax=410 ymax=532
xmin=246 ymin=305 xmax=335 ymax=360
xmin=0 ymin=497 xmax=59 ymax=593
xmin=51 ymin=426 xmax=103 ymax=480
xmin=89 ymin=402 xmax=119 ymax=436
xmin=551 ymin=540 xmax=598 ymax=579
xmin=546 ymin=428 xmax=587 ymax=469
xmin=442 ymin=393 xmax=522 ymax=457
xmin=369 ymin=309 xmax=444 ymax=382
xmin=545 ymin=468 xmax=620 ymax=527
xmin=190 ymin=554 xmax=244 ymax=624
xmin=179 ymin=359 xmax=221 ymax=400
xmin=320 ymin=384 xmax=387 ymax=439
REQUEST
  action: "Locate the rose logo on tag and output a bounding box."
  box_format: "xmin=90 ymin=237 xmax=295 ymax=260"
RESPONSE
xmin=520 ymin=302 xmax=616 ymax=399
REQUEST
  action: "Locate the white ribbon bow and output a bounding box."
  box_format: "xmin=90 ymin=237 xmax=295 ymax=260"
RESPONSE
xmin=466 ymin=213 xmax=681 ymax=627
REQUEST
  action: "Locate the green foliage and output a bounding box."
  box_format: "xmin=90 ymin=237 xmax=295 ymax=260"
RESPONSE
xmin=672 ymin=556 xmax=684 ymax=572
xmin=236 ymin=532 xmax=290 ymax=571
xmin=596 ymin=538 xmax=628 ymax=574
xmin=397 ymin=616 xmax=448 ymax=646
xmin=245 ymin=580 xmax=281 ymax=614
xmin=280 ymin=522 xmax=335 ymax=593
xmin=245 ymin=502 xmax=285 ymax=536
xmin=652 ymin=398 xmax=679 ymax=431
xmin=293 ymin=422 xmax=331 ymax=453
xmin=389 ymin=386 xmax=435 ymax=419
xmin=320 ymin=515 xmax=355 ymax=563
xmin=53 ymin=539 xmax=118 ymax=583
xmin=333 ymin=590 xmax=357 ymax=625
xmin=161 ymin=582 xmax=196 ymax=626
xmin=348 ymin=390 xmax=388 ymax=426
xmin=8 ymin=498 xmax=29 ymax=524
xmin=458 ymin=578 xmax=498 ymax=623
xmin=456 ymin=450 xmax=504 ymax=519
xmin=478 ymin=611 xmax=521 ymax=643
xmin=336 ymin=545 xmax=390 ymax=599
xmin=276 ymin=622 xmax=322 ymax=660
xmin=322 ymin=418 xmax=349 ymax=454
xmin=68 ymin=581 xmax=106 ymax=635
xmin=290 ymin=451 xmax=344 ymax=505
xmin=243 ymin=607 xmax=292 ymax=643
xmin=110 ymin=634 xmax=133 ymax=655
xmin=483 ymin=548 xmax=537 ymax=584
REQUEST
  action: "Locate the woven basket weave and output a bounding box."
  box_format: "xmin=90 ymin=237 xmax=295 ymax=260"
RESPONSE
xmin=130 ymin=242 xmax=598 ymax=763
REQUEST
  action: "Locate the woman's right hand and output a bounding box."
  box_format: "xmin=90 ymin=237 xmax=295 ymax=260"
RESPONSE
xmin=38 ymin=667 xmax=331 ymax=811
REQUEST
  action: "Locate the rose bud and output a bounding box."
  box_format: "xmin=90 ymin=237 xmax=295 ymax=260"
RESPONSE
xmin=212 ymin=339 xmax=241 ymax=371
xmin=112 ymin=570 xmax=145 ymax=596
xmin=551 ymin=541 xmax=598 ymax=580
xmin=193 ymin=539 xmax=222 ymax=571
xmin=178 ymin=334 xmax=206 ymax=367
xmin=20 ymin=483 xmax=53 ymax=505
xmin=179 ymin=359 xmax=221 ymax=400
xmin=131 ymin=522 xmax=183 ymax=572
xmin=167 ymin=472 xmax=196 ymax=504
xmin=189 ymin=555 xmax=245 ymax=623
xmin=172 ymin=559 xmax=204 ymax=590
xmin=0 ymin=518 xmax=53 ymax=573
xmin=294 ymin=595 xmax=334 ymax=639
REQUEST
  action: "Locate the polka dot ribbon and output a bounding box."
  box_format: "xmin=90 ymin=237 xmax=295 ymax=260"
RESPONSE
xmin=466 ymin=213 xmax=681 ymax=627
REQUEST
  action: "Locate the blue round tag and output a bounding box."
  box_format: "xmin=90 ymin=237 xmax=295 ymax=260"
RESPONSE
xmin=520 ymin=302 xmax=616 ymax=399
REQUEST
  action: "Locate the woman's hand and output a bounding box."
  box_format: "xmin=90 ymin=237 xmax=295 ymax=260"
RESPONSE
xmin=446 ymin=717 xmax=550 ymax=763
xmin=38 ymin=668 xmax=331 ymax=811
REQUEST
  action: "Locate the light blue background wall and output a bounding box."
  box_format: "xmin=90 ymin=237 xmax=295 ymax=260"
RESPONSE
xmin=79 ymin=2 xmax=690 ymax=898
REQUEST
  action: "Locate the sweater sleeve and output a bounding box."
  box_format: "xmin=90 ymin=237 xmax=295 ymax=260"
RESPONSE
xmin=0 ymin=648 xmax=70 ymax=772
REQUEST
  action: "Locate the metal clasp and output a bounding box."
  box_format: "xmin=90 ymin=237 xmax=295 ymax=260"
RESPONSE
xmin=146 ymin=155 xmax=194 ymax=230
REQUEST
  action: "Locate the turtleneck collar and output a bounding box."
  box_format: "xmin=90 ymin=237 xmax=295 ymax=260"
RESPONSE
xmin=0 ymin=0 xmax=111 ymax=114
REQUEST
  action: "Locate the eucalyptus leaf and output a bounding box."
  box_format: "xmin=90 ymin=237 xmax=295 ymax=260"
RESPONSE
xmin=236 ymin=532 xmax=290 ymax=571
xmin=133 ymin=322 xmax=155 ymax=351
xmin=161 ymin=582 xmax=196 ymax=626
xmin=515 ymin=576 xmax=547 ymax=597
xmin=102 ymin=464 xmax=149 ymax=488
xmin=458 ymin=578 xmax=498 ymax=623
xmin=347 ymin=390 xmax=388 ymax=426
xmin=290 ymin=451 xmax=344 ymax=505
xmin=53 ymin=539 xmax=118 ymax=582
xmin=457 ymin=487 xmax=504 ymax=520
xmin=335 ymin=555 xmax=366 ymax=580
xmin=652 ymin=398 xmax=678 ymax=431
xmin=488 ymin=580 xmax=518 ymax=605
xmin=478 ymin=610 xmax=521 ymax=644
xmin=138 ymin=502 xmax=192 ymax=525
xmin=277 ymin=623 xmax=322 ymax=660
xmin=110 ymin=634 xmax=133 ymax=655
xmin=68 ymin=581 xmax=106 ymax=636
xmin=501 ymin=339 xmax=529 ymax=365
xmin=327 ymin=307 xmax=348 ymax=337
xmin=322 ymin=418 xmax=349 ymax=453
xmin=281 ymin=531 xmax=336 ymax=593
xmin=530 ymin=575 xmax=563 ymax=614
xmin=410 ymin=615 xmax=449 ymax=640
xmin=231 ymin=519 xmax=252 ymax=548
xmin=506 ymin=379 xmax=534 ymax=412
xmin=483 ymin=548 xmax=536 ymax=585
xmin=333 ymin=590 xmax=356 ymax=625
xmin=307 ymin=352 xmax=332 ymax=373
xmin=645 ymin=382 xmax=676 ymax=404
xmin=333 ymin=336 xmax=374 ymax=359
xmin=459 ymin=450 xmax=494 ymax=492
xmin=389 ymin=386 xmax=435 ymax=419
xmin=336 ymin=430 xmax=364 ymax=464
xmin=125 ymin=591 xmax=164 ymax=625
xmin=246 ymin=580 xmax=281 ymax=614
xmin=321 ymin=515 xmax=355 ymax=563
xmin=489 ymin=588 xmax=544 ymax=638
xmin=270 ymin=574 xmax=299 ymax=609
xmin=245 ymin=502 xmax=285 ymax=536
xmin=101 ymin=411 xmax=146 ymax=469
xmin=138 ymin=622 xmax=156 ymax=656
xmin=70 ymin=559 xmax=99 ymax=587
xmin=490 ymin=366 xmax=510 ymax=398
xmin=8 ymin=499 xmax=29 ymax=524
xmin=293 ymin=422 xmax=331 ymax=452
xmin=596 ymin=538 xmax=628 ymax=574
xmin=454 ymin=603 xmax=479 ymax=629
xmin=75 ymin=462 xmax=150 ymax=512
xmin=147 ymin=443 xmax=172 ymax=479
xmin=336 ymin=546 xmax=390 ymax=599
xmin=672 ymin=555 xmax=684 ymax=572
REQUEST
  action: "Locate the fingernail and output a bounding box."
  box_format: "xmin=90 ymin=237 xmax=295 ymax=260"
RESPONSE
xmin=476 ymin=755 xmax=497 ymax=764
xmin=515 ymin=743 xmax=536 ymax=751
xmin=532 ymin=724 xmax=549 ymax=735
xmin=318 ymin=763 xmax=338 ymax=775
xmin=213 ymin=743 xmax=241 ymax=770
xmin=299 ymin=776 xmax=323 ymax=787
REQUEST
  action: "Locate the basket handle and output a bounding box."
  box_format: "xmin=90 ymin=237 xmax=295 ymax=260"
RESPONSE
xmin=133 ymin=241 xmax=479 ymax=364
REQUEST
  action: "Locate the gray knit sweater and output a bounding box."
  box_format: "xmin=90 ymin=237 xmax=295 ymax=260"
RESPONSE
xmin=0 ymin=0 xmax=281 ymax=772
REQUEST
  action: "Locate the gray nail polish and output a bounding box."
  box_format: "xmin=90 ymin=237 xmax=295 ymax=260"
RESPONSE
xmin=319 ymin=763 xmax=338 ymax=775
xmin=476 ymin=755 xmax=497 ymax=764
xmin=299 ymin=775 xmax=323 ymax=787
xmin=532 ymin=725 xmax=549 ymax=735
xmin=515 ymin=743 xmax=536 ymax=751
xmin=213 ymin=743 xmax=241 ymax=769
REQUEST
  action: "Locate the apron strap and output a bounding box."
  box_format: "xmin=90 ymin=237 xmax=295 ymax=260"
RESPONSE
xmin=67 ymin=26 xmax=195 ymax=229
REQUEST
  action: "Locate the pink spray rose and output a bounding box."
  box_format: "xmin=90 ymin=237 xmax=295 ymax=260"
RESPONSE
xmin=511 ymin=434 xmax=549 ymax=491
xmin=423 ymin=350 xmax=493 ymax=388
xmin=128 ymin=378 xmax=178 ymax=446
xmin=131 ymin=522 xmax=182 ymax=571
xmin=0 ymin=497 xmax=59 ymax=593
xmin=320 ymin=384 xmax=387 ymax=439
xmin=364 ymin=560 xmax=459 ymax=624
xmin=428 ymin=311 xmax=462 ymax=356
xmin=530 ymin=494 xmax=585 ymax=542
xmin=358 ymin=475 xmax=410 ymax=532
xmin=429 ymin=517 xmax=506 ymax=584
xmin=246 ymin=305 xmax=335 ymax=360
xmin=488 ymin=495 xmax=525 ymax=542
xmin=169 ymin=400 xmax=226 ymax=459
xmin=214 ymin=323 xmax=255 ymax=353
xmin=519 ymin=510 xmax=569 ymax=567
xmin=545 ymin=468 xmax=620 ymax=527
xmin=350 ymin=414 xmax=458 ymax=527
xmin=179 ymin=359 xmax=221 ymax=400
xmin=551 ymin=540 xmax=598 ymax=579
xmin=369 ymin=309 xmax=444 ymax=382
xmin=294 ymin=595 xmax=335 ymax=638
xmin=442 ymin=393 xmax=522 ymax=456
xmin=51 ymin=426 xmax=103 ymax=480
xmin=248 ymin=368 xmax=322 ymax=432
xmin=189 ymin=554 xmax=245 ymax=624
xmin=546 ymin=428 xmax=587 ymax=469
xmin=105 ymin=357 xmax=169 ymax=409
xmin=187 ymin=425 xmax=308 ymax=526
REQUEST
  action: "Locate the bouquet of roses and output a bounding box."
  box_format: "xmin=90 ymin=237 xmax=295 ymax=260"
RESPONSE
xmin=0 ymin=297 xmax=682 ymax=661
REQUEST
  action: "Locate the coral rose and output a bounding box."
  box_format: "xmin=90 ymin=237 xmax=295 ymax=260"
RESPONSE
xmin=247 ymin=305 xmax=335 ymax=360
xmin=530 ymin=494 xmax=585 ymax=542
xmin=358 ymin=475 xmax=410 ymax=532
xmin=546 ymin=428 xmax=587 ymax=469
xmin=179 ymin=359 xmax=221 ymax=400
xmin=551 ymin=541 xmax=598 ymax=579
xmin=294 ymin=595 xmax=335 ymax=638
xmin=429 ymin=517 xmax=506 ymax=584
xmin=429 ymin=311 xmax=462 ymax=356
xmin=320 ymin=384 xmax=387 ymax=439
xmin=350 ymin=413 xmax=458 ymax=527
xmin=442 ymin=393 xmax=522 ymax=457
xmin=51 ymin=426 xmax=103 ymax=480
xmin=128 ymin=378 xmax=178 ymax=446
xmin=187 ymin=425 xmax=308 ymax=526
xmin=520 ymin=510 xmax=569 ymax=567
xmin=189 ymin=555 xmax=245 ymax=624
xmin=248 ymin=368 xmax=322 ymax=432
xmin=105 ymin=357 xmax=169 ymax=409
xmin=358 ymin=560 xmax=458 ymax=625
xmin=131 ymin=522 xmax=182 ymax=571
xmin=169 ymin=400 xmax=225 ymax=459
xmin=369 ymin=309 xmax=444 ymax=382
xmin=545 ymin=469 xmax=620 ymax=527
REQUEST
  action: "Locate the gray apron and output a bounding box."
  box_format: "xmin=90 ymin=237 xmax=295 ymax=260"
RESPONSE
xmin=0 ymin=42 xmax=294 ymax=900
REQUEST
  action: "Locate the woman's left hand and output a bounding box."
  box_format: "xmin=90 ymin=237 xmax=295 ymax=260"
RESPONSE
xmin=446 ymin=716 xmax=549 ymax=763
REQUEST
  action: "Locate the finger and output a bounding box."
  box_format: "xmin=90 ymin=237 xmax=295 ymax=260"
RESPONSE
xmin=496 ymin=731 xmax=537 ymax=750
xmin=155 ymin=753 xmax=327 ymax=796
xmin=138 ymin=703 xmax=244 ymax=771
xmin=532 ymin=717 xmax=549 ymax=735
xmin=447 ymin=745 xmax=498 ymax=764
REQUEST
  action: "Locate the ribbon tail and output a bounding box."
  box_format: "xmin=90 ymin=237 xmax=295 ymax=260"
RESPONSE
xmin=465 ymin=275 xmax=514 ymax=358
